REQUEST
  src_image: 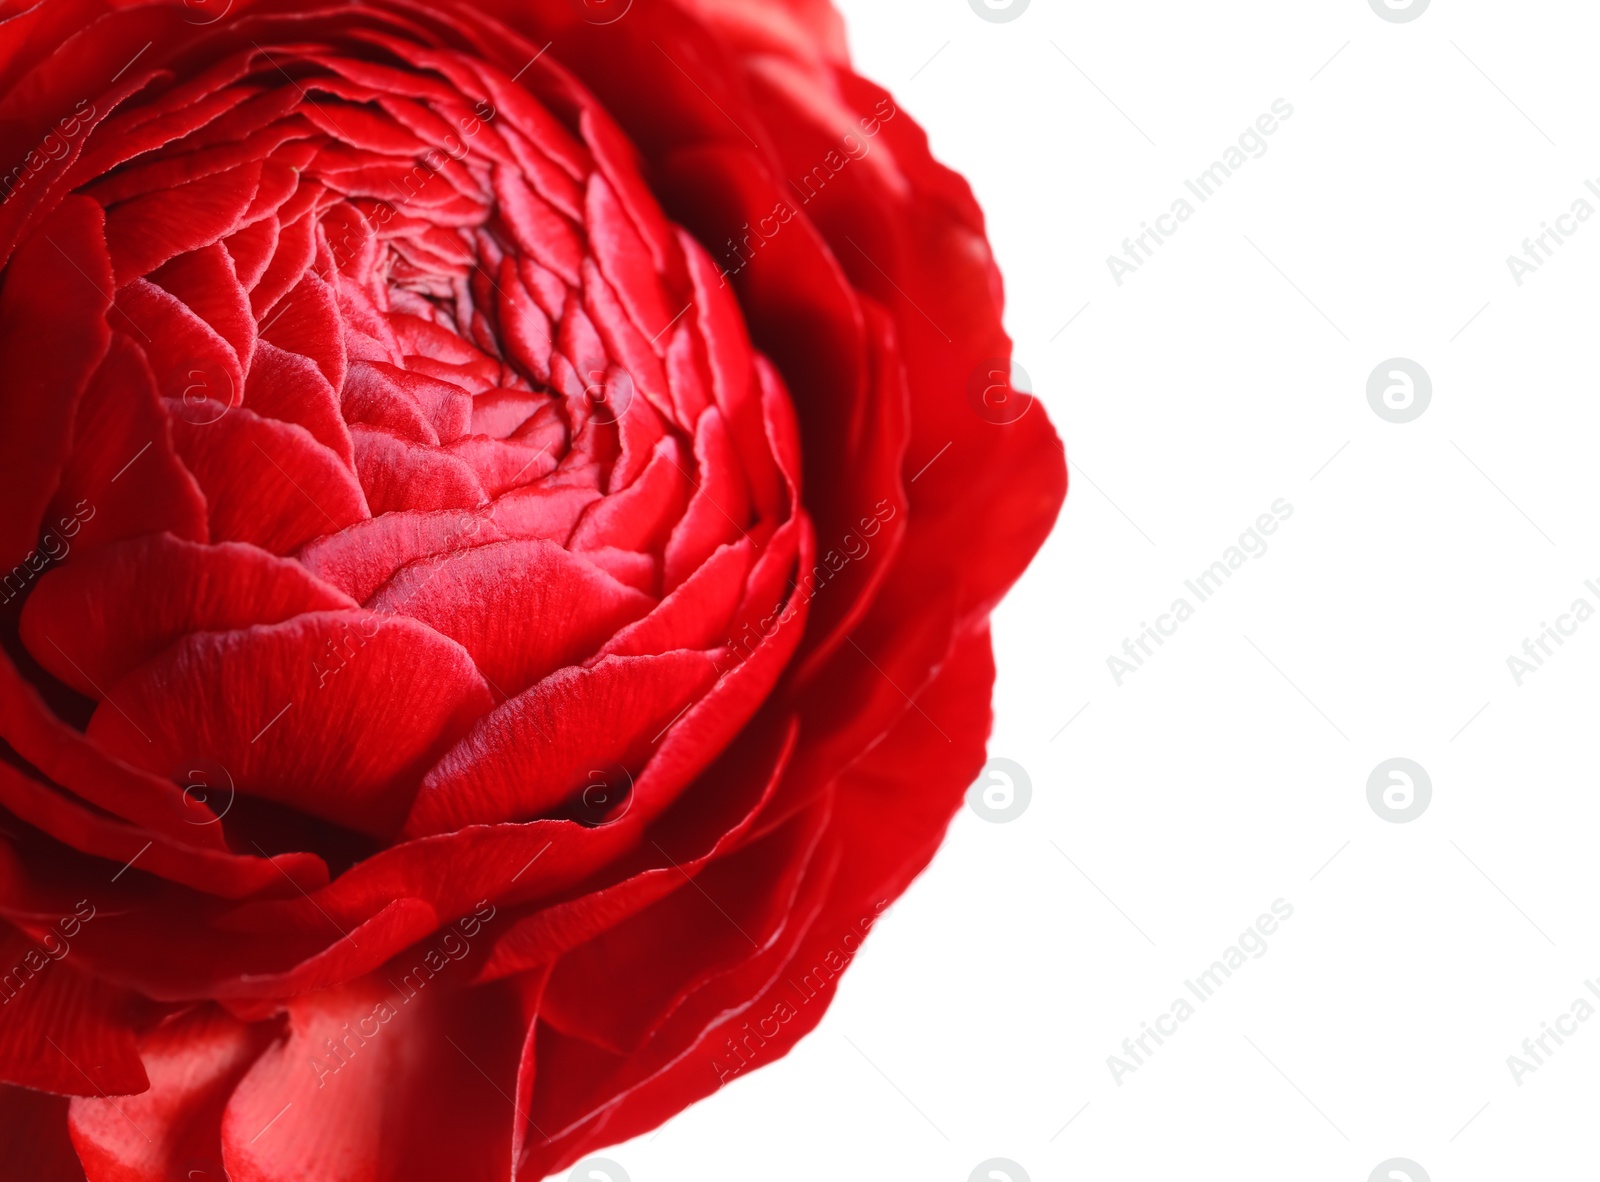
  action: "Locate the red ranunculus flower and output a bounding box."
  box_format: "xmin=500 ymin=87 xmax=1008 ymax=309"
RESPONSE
xmin=0 ymin=0 xmax=1064 ymax=1176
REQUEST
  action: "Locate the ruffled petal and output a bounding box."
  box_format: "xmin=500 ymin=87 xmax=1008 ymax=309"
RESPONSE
xmin=86 ymin=611 xmax=494 ymax=837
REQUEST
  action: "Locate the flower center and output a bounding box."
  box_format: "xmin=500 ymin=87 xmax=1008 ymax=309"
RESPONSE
xmin=14 ymin=29 xmax=805 ymax=850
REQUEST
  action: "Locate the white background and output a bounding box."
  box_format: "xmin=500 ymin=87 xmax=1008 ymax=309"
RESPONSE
xmin=603 ymin=1 xmax=1600 ymax=1179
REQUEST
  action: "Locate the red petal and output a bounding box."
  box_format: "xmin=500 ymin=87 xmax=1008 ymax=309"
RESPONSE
xmin=85 ymin=611 xmax=493 ymax=837
xmin=116 ymin=278 xmax=242 ymax=413
xmin=488 ymin=484 xmax=601 ymax=546
xmin=296 ymin=510 xmax=505 ymax=604
xmin=216 ymin=820 xmax=629 ymax=957
xmin=103 ymin=162 xmax=262 ymax=285
xmin=219 ymin=976 xmax=525 ymax=1182
xmin=349 ymin=425 xmax=487 ymax=515
xmin=0 ymin=649 xmax=229 ymax=845
xmin=21 ymin=533 xmax=355 ymax=696
xmin=491 ymin=163 xmax=581 ymax=286
xmin=0 ymin=924 xmax=147 ymax=1096
xmin=475 ymin=715 xmax=798 ymax=983
xmin=0 ymin=760 xmax=327 ymax=899
xmin=249 ymin=209 xmax=317 ymax=318
xmin=403 ymin=651 xmax=721 ymax=836
xmin=569 ymin=436 xmax=690 ymax=557
xmin=168 ymin=405 xmax=370 ymax=555
xmin=680 ymin=229 xmax=783 ymax=521
xmin=257 ymin=270 xmax=348 ymax=395
xmin=541 ymin=799 xmax=827 ymax=1054
xmin=581 ymin=258 xmax=673 ymax=421
xmin=367 ymin=538 xmax=653 ymax=697
xmin=600 ymin=538 xmax=751 ymax=659
xmin=584 ymin=172 xmax=675 ymax=345
xmin=526 ymin=630 xmax=993 ymax=1169
xmin=345 ymin=360 xmax=472 ymax=444
xmin=149 ymin=244 xmax=258 ymax=376
xmin=50 ymin=333 xmax=208 ymax=556
xmin=0 ymin=197 xmax=111 ymax=570
xmin=661 ymin=407 xmax=750 ymax=590
xmin=225 ymin=217 xmax=280 ymax=290
xmin=244 ymin=342 xmax=357 ymax=468
xmin=68 ymin=1006 xmax=272 ymax=1182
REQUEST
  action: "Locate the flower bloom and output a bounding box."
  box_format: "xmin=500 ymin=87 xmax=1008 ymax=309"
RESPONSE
xmin=0 ymin=0 xmax=1065 ymax=1177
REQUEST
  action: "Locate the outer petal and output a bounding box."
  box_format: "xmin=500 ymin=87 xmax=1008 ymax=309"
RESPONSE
xmin=0 ymin=923 xmax=148 ymax=1097
xmin=218 ymin=975 xmax=530 ymax=1182
xmin=521 ymin=626 xmax=994 ymax=1176
xmin=68 ymin=1006 xmax=275 ymax=1182
xmin=0 ymin=196 xmax=111 ymax=570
